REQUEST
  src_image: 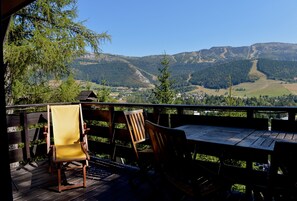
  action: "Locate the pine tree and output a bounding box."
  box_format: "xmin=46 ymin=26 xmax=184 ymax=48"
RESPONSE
xmin=152 ymin=53 xmax=175 ymax=104
xmin=226 ymin=75 xmax=235 ymax=106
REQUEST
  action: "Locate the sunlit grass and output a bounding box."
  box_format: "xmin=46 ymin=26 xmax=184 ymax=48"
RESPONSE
xmin=233 ymin=79 xmax=292 ymax=97
xmin=190 ymin=78 xmax=295 ymax=98
xmin=189 ymin=60 xmax=297 ymax=98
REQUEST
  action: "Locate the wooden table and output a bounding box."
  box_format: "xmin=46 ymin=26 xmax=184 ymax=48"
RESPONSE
xmin=175 ymin=124 xmax=297 ymax=197
xmin=175 ymin=124 xmax=297 ymax=155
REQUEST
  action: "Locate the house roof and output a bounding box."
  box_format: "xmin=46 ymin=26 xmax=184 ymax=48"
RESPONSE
xmin=77 ymin=90 xmax=98 ymax=101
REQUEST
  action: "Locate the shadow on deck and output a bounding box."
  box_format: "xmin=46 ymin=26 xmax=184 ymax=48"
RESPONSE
xmin=11 ymin=157 xmax=165 ymax=201
xmin=11 ymin=157 xmax=251 ymax=201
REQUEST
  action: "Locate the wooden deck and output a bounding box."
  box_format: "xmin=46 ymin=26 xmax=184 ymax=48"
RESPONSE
xmin=11 ymin=157 xmax=160 ymax=201
xmin=11 ymin=157 xmax=253 ymax=201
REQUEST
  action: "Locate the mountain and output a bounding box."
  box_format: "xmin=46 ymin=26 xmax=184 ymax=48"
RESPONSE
xmin=71 ymin=42 xmax=297 ymax=90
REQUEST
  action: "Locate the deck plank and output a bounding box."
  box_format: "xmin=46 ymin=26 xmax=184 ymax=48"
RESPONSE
xmin=11 ymin=159 xmax=161 ymax=201
xmin=11 ymin=158 xmax=252 ymax=201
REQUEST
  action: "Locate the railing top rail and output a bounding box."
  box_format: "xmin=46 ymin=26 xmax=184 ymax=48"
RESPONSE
xmin=6 ymin=102 xmax=297 ymax=113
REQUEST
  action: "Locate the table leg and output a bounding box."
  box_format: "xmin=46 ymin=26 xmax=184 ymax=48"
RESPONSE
xmin=246 ymin=161 xmax=252 ymax=198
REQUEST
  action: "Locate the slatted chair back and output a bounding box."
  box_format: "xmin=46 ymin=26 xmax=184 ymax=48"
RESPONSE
xmin=123 ymin=109 xmax=148 ymax=160
xmin=123 ymin=109 xmax=154 ymax=184
xmin=269 ymin=141 xmax=297 ymax=200
xmin=145 ymin=120 xmax=234 ymax=200
xmin=273 ymin=141 xmax=297 ymax=176
xmin=145 ymin=120 xmax=199 ymax=198
xmin=144 ymin=120 xmax=191 ymax=173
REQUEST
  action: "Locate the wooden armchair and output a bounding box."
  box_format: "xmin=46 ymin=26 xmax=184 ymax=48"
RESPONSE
xmin=251 ymin=141 xmax=297 ymax=201
xmin=44 ymin=104 xmax=89 ymax=192
xmin=123 ymin=109 xmax=154 ymax=174
xmin=144 ymin=120 xmax=233 ymax=200
xmin=267 ymin=141 xmax=297 ymax=201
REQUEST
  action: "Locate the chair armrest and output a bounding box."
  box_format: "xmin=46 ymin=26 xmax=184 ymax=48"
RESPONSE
xmin=83 ymin=122 xmax=90 ymax=136
xmin=43 ymin=125 xmax=48 ymax=139
xmin=80 ymin=142 xmax=90 ymax=160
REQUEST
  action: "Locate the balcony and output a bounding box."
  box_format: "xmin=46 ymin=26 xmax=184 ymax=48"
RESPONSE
xmin=7 ymin=102 xmax=297 ymax=200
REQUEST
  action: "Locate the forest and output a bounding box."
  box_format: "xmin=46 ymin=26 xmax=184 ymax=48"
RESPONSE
xmin=73 ymin=56 xmax=297 ymax=91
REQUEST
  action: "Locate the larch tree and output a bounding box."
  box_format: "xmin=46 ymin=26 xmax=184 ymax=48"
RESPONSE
xmin=4 ymin=0 xmax=111 ymax=105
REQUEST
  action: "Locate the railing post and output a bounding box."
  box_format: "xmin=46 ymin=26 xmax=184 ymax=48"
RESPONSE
xmin=177 ymin=107 xmax=183 ymax=115
xmin=288 ymin=111 xmax=295 ymax=122
xmin=153 ymin=107 xmax=161 ymax=124
xmin=247 ymin=109 xmax=254 ymax=119
xmin=21 ymin=111 xmax=30 ymax=161
xmin=108 ymin=106 xmax=116 ymax=161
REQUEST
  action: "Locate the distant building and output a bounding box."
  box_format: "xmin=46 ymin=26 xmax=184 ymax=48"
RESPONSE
xmin=76 ymin=90 xmax=97 ymax=102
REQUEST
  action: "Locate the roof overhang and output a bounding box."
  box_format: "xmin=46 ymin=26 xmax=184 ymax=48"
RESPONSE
xmin=1 ymin=0 xmax=36 ymax=44
xmin=1 ymin=0 xmax=36 ymax=21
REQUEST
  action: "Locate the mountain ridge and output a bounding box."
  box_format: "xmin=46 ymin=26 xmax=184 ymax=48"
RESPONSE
xmin=72 ymin=42 xmax=297 ymax=89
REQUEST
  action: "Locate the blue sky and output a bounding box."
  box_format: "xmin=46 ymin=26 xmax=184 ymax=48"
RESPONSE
xmin=76 ymin=0 xmax=297 ymax=57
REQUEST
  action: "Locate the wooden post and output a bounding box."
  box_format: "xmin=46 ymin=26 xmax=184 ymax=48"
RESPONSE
xmin=21 ymin=111 xmax=30 ymax=160
xmin=288 ymin=111 xmax=295 ymax=122
xmin=109 ymin=106 xmax=116 ymax=161
xmin=0 ymin=12 xmax=13 ymax=201
xmin=247 ymin=109 xmax=254 ymax=120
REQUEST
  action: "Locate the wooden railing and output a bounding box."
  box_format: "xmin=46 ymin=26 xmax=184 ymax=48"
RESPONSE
xmin=6 ymin=102 xmax=297 ymax=167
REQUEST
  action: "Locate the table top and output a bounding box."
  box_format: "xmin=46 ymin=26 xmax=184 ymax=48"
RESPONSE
xmin=175 ymin=124 xmax=297 ymax=153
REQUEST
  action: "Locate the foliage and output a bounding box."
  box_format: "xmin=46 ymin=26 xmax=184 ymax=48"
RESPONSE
xmin=190 ymin=60 xmax=253 ymax=89
xmin=72 ymin=58 xmax=151 ymax=88
xmin=71 ymin=54 xmax=215 ymax=88
xmin=12 ymin=70 xmax=52 ymax=104
xmin=126 ymin=90 xmax=152 ymax=103
xmin=225 ymin=75 xmax=245 ymax=107
xmin=257 ymin=58 xmax=297 ymax=81
xmin=151 ymin=53 xmax=176 ymax=104
xmin=4 ymin=0 xmax=111 ymax=105
xmin=96 ymin=80 xmax=114 ymax=102
xmin=51 ymin=74 xmax=81 ymax=102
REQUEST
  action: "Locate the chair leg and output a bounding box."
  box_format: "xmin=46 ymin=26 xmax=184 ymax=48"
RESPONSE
xmin=48 ymin=157 xmax=53 ymax=173
xmin=55 ymin=161 xmax=87 ymax=192
xmin=57 ymin=162 xmax=62 ymax=192
xmin=11 ymin=176 xmax=18 ymax=191
xmin=83 ymin=163 xmax=87 ymax=188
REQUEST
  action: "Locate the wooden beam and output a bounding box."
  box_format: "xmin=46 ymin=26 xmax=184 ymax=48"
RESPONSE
xmin=1 ymin=1 xmax=36 ymax=200
xmin=1 ymin=17 xmax=10 ymax=44
xmin=0 ymin=14 xmax=13 ymax=201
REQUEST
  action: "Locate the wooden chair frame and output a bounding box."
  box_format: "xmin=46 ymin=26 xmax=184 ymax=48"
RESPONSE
xmin=123 ymin=109 xmax=153 ymax=169
xmin=145 ymin=120 xmax=233 ymax=200
xmin=267 ymin=141 xmax=297 ymax=200
xmin=44 ymin=104 xmax=89 ymax=192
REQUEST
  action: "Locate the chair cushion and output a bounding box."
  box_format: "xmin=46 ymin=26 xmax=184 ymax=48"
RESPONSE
xmin=51 ymin=105 xmax=81 ymax=145
xmin=54 ymin=143 xmax=87 ymax=162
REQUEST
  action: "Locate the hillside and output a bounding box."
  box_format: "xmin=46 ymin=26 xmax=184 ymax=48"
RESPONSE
xmin=71 ymin=42 xmax=297 ymax=91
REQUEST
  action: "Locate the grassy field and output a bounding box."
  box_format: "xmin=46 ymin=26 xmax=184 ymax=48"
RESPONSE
xmin=189 ymin=79 xmax=297 ymax=97
xmin=189 ymin=60 xmax=297 ymax=97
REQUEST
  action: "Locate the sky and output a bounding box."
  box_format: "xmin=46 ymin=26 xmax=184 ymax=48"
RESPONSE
xmin=76 ymin=0 xmax=297 ymax=57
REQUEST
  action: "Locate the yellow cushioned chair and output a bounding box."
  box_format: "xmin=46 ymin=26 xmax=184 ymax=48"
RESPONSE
xmin=44 ymin=104 xmax=89 ymax=192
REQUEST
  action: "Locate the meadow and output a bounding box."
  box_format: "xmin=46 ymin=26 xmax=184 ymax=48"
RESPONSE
xmin=190 ymin=60 xmax=297 ymax=97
